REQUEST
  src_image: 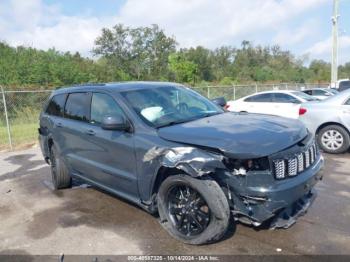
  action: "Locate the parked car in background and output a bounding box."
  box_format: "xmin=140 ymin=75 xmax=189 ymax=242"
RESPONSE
xmin=330 ymin=79 xmax=350 ymax=92
xmin=211 ymin=96 xmax=228 ymax=109
xmin=226 ymin=90 xmax=318 ymax=119
xmin=302 ymin=88 xmax=339 ymax=100
xmin=299 ymin=89 xmax=350 ymax=154
xmin=39 ymin=82 xmax=324 ymax=244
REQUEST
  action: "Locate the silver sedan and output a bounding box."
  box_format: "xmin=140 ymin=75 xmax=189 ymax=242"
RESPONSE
xmin=299 ymin=89 xmax=350 ymax=154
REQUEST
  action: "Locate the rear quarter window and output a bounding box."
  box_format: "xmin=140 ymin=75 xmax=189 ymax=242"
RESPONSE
xmin=46 ymin=94 xmax=67 ymax=117
xmin=64 ymin=92 xmax=91 ymax=122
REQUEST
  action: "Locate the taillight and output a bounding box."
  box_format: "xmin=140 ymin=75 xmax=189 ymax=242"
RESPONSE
xmin=299 ymin=107 xmax=307 ymax=115
xmin=224 ymin=104 xmax=230 ymax=110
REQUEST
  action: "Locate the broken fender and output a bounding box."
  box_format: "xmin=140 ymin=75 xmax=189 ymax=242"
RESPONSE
xmin=144 ymin=146 xmax=226 ymax=177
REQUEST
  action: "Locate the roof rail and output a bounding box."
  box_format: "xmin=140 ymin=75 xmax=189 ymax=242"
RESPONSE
xmin=72 ymin=83 xmax=106 ymax=87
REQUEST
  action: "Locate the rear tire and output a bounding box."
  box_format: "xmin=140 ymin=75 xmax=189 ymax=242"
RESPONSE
xmin=317 ymin=125 xmax=350 ymax=154
xmin=50 ymin=144 xmax=71 ymax=189
xmin=157 ymin=174 xmax=230 ymax=245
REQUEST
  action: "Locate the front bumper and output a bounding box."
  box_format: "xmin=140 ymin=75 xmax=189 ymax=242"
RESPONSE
xmin=216 ymin=154 xmax=324 ymax=228
xmin=270 ymin=189 xmax=316 ymax=229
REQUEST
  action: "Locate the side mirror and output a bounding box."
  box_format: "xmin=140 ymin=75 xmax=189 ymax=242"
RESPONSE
xmin=101 ymin=115 xmax=130 ymax=131
xmin=211 ymin=97 xmax=227 ymax=107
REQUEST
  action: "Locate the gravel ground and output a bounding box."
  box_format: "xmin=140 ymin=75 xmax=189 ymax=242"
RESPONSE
xmin=0 ymin=146 xmax=349 ymax=256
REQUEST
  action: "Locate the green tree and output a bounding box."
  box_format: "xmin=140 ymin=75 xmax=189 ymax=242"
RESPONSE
xmin=168 ymin=53 xmax=198 ymax=84
xmin=93 ymin=24 xmax=177 ymax=80
xmin=309 ymin=60 xmax=331 ymax=82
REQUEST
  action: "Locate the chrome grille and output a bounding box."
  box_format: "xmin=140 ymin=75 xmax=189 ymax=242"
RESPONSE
xmin=297 ymin=153 xmax=304 ymax=173
xmin=287 ymin=158 xmax=298 ymax=176
xmin=305 ymin=150 xmax=310 ymax=168
xmin=273 ymin=141 xmax=318 ymax=180
xmin=274 ymin=160 xmax=286 ymax=179
xmin=310 ymin=145 xmax=315 ymax=163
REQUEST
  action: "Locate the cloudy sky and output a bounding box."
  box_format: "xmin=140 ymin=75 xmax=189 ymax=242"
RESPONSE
xmin=0 ymin=0 xmax=350 ymax=64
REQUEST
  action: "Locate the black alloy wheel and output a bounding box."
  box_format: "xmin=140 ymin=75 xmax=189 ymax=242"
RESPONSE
xmin=167 ymin=184 xmax=210 ymax=236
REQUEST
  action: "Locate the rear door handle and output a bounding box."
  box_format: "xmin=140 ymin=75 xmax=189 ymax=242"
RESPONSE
xmin=85 ymin=129 xmax=96 ymax=136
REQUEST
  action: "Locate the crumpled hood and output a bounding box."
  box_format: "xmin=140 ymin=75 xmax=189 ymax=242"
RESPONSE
xmin=158 ymin=112 xmax=307 ymax=158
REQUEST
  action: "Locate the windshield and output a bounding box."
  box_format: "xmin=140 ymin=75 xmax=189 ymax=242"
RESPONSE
xmin=121 ymin=85 xmax=224 ymax=128
xmin=291 ymin=91 xmax=319 ymax=101
xmin=328 ymin=89 xmax=339 ymax=95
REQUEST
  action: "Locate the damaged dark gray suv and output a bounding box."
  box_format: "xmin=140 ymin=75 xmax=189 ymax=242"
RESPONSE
xmin=39 ymin=82 xmax=324 ymax=244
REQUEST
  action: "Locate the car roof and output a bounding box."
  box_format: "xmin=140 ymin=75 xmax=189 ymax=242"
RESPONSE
xmin=303 ymin=88 xmax=329 ymax=91
xmin=52 ymin=81 xmax=183 ymax=95
xmin=246 ymin=90 xmax=298 ymax=96
xmin=321 ymin=88 xmax=350 ymax=104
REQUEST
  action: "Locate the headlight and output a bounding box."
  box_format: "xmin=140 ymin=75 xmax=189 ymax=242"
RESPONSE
xmin=224 ymin=157 xmax=270 ymax=176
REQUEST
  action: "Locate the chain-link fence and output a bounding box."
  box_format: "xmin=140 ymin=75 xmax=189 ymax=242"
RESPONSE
xmin=193 ymin=83 xmax=329 ymax=100
xmin=0 ymin=83 xmax=328 ymax=151
xmin=0 ymin=87 xmax=52 ymax=151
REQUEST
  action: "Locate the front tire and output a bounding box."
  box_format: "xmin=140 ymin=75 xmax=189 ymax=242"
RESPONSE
xmin=157 ymin=175 xmax=230 ymax=245
xmin=50 ymin=144 xmax=71 ymax=189
xmin=317 ymin=125 xmax=350 ymax=154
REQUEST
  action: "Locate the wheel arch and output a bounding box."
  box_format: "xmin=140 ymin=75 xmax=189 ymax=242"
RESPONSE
xmin=316 ymin=122 xmax=350 ymax=136
xmin=151 ymin=166 xmax=218 ymax=197
xmin=151 ymin=166 xmax=186 ymax=196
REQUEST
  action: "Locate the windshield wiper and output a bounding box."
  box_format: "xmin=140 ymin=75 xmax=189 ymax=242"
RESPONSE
xmin=157 ymin=119 xmax=194 ymax=128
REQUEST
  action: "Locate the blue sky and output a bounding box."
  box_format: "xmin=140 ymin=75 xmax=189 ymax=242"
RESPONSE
xmin=1 ymin=0 xmax=349 ymax=64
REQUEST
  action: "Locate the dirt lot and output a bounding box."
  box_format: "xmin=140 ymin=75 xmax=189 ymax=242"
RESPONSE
xmin=0 ymin=146 xmax=349 ymax=256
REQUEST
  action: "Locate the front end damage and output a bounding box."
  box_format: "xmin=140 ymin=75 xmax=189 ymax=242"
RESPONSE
xmin=145 ymin=135 xmax=324 ymax=230
xmin=213 ymin=153 xmax=323 ymax=229
xmin=214 ymin=136 xmax=324 ymax=229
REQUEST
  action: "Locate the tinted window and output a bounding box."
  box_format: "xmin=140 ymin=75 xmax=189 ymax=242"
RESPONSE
xmin=291 ymin=91 xmax=318 ymax=101
xmin=90 ymin=93 xmax=124 ymax=124
xmin=245 ymin=93 xmax=273 ymax=102
xmin=313 ymin=89 xmax=326 ymax=96
xmin=273 ymin=93 xmax=299 ymax=103
xmin=46 ymin=94 xmax=67 ymax=117
xmin=64 ymin=93 xmax=90 ymax=122
xmin=345 ymin=98 xmax=350 ymax=105
xmin=339 ymin=81 xmax=350 ymax=92
xmin=303 ymin=90 xmax=312 ymax=95
xmin=329 ymin=89 xmax=339 ymax=95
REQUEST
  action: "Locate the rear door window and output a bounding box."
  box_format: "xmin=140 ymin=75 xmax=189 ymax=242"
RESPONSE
xmin=90 ymin=93 xmax=125 ymax=125
xmin=244 ymin=93 xmax=273 ymax=102
xmin=46 ymin=94 xmax=67 ymax=117
xmin=64 ymin=92 xmax=91 ymax=122
xmin=273 ymin=93 xmax=299 ymax=103
xmin=345 ymin=98 xmax=350 ymax=105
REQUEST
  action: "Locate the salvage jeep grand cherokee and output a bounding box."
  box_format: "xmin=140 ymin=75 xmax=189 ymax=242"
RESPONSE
xmin=39 ymin=82 xmax=324 ymax=244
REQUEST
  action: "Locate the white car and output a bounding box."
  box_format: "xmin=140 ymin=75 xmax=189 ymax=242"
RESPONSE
xmin=226 ymin=90 xmax=318 ymax=119
xmin=302 ymin=88 xmax=338 ymax=100
xmin=330 ymin=79 xmax=350 ymax=92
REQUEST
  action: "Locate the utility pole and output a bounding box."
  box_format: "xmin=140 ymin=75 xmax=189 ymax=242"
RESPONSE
xmin=331 ymin=0 xmax=339 ymax=87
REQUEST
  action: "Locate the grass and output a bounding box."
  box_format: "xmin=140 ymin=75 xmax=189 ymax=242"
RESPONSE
xmin=0 ymin=122 xmax=39 ymax=150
